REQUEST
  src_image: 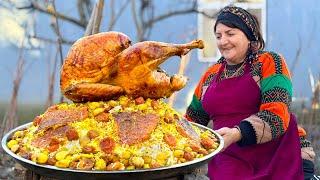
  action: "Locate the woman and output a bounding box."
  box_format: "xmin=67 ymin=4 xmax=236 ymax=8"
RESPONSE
xmin=185 ymin=6 xmax=316 ymax=179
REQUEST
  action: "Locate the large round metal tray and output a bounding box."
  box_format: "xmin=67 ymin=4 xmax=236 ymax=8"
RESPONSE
xmin=2 ymin=122 xmax=223 ymax=180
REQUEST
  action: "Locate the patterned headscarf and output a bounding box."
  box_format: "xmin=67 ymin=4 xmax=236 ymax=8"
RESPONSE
xmin=215 ymin=6 xmax=259 ymax=42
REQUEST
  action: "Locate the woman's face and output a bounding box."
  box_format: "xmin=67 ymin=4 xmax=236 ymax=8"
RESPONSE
xmin=215 ymin=23 xmax=250 ymax=64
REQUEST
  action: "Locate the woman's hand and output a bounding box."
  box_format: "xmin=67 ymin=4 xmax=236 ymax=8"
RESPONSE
xmin=216 ymin=127 xmax=242 ymax=151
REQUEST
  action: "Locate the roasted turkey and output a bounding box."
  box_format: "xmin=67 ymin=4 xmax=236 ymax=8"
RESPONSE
xmin=60 ymin=31 xmax=204 ymax=102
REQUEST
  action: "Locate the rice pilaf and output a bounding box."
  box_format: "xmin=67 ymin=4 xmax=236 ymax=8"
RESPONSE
xmin=7 ymin=96 xmax=219 ymax=170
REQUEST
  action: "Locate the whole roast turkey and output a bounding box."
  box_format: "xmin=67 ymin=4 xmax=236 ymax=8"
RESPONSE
xmin=60 ymin=31 xmax=204 ymax=102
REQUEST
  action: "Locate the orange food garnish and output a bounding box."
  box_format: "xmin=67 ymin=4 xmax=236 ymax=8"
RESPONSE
xmin=66 ymin=128 xmax=79 ymax=141
xmin=201 ymin=137 xmax=215 ymax=150
xmin=164 ymin=133 xmax=176 ymax=147
xmin=87 ymin=130 xmax=99 ymax=139
xmin=100 ymin=137 xmax=115 ymax=153
xmin=47 ymin=138 xmax=60 ymax=152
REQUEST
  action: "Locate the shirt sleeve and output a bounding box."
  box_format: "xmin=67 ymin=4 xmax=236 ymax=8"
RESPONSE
xmin=238 ymin=51 xmax=293 ymax=145
xmin=298 ymin=126 xmax=316 ymax=162
xmin=185 ymin=72 xmax=210 ymax=126
xmin=185 ymin=64 xmax=222 ymax=126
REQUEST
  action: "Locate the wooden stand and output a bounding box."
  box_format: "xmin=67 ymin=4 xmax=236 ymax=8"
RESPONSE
xmin=25 ymin=170 xmax=40 ymax=180
xmin=25 ymin=169 xmax=56 ymax=180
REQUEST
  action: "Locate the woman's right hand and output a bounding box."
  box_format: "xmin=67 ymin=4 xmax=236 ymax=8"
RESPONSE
xmin=216 ymin=127 xmax=242 ymax=151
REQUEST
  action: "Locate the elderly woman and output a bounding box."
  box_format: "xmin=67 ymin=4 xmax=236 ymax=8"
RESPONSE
xmin=185 ymin=6 xmax=316 ymax=179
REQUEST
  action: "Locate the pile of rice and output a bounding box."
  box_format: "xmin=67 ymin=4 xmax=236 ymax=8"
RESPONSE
xmin=6 ymin=96 xmax=219 ymax=171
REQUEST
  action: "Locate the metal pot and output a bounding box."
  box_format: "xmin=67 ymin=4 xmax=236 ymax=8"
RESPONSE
xmin=2 ymin=122 xmax=223 ymax=180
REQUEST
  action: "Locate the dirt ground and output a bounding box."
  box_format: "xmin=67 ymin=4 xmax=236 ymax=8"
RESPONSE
xmin=0 ymin=154 xmax=24 ymax=180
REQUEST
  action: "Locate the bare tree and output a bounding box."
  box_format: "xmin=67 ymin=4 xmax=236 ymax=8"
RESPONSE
xmin=107 ymin=0 xmax=130 ymax=31
xmin=0 ymin=39 xmax=26 ymax=145
xmin=0 ymin=0 xmax=216 ymax=115
xmin=77 ymin=0 xmax=93 ymax=26
xmin=290 ymin=22 xmax=315 ymax=76
xmin=18 ymin=0 xmax=88 ymax=28
xmin=8 ymin=0 xmax=213 ymax=107
xmin=16 ymin=0 xmax=91 ymax=46
xmin=11 ymin=0 xmax=214 ymax=45
xmin=130 ymin=0 xmax=212 ymax=41
xmin=50 ymin=0 xmax=65 ymax=102
xmin=84 ymin=0 xmax=104 ymax=36
xmin=45 ymin=44 xmax=59 ymax=108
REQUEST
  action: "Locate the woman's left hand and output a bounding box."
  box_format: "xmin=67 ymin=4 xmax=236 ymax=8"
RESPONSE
xmin=216 ymin=127 xmax=242 ymax=151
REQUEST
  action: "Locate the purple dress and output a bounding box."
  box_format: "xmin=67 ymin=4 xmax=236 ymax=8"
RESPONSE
xmin=202 ymin=61 xmax=303 ymax=179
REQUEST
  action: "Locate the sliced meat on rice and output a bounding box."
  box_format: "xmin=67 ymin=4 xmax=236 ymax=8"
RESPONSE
xmin=36 ymin=107 xmax=88 ymax=132
xmin=31 ymin=125 xmax=71 ymax=148
xmin=114 ymin=112 xmax=159 ymax=145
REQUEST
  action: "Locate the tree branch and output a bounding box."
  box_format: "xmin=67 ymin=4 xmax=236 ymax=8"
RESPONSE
xmin=50 ymin=1 xmax=63 ymax=64
xmin=84 ymin=0 xmax=104 ymax=36
xmin=108 ymin=0 xmax=115 ymax=29
xmin=29 ymin=35 xmax=74 ymax=45
xmin=18 ymin=1 xmax=86 ymax=28
xmin=290 ymin=34 xmax=302 ymax=76
xmin=131 ymin=0 xmax=143 ymax=41
xmin=92 ymin=0 xmax=104 ymax=34
xmin=77 ymin=0 xmax=88 ymax=25
xmin=140 ymin=0 xmax=154 ymax=40
xmin=0 ymin=37 xmax=26 ymax=141
xmin=146 ymin=8 xmax=213 ymax=27
xmin=50 ymin=0 xmax=64 ymax=102
xmin=136 ymin=0 xmax=215 ymax=41
xmin=84 ymin=2 xmax=97 ymax=36
xmin=84 ymin=0 xmax=93 ymax=20
xmin=46 ymin=44 xmax=59 ymax=108
xmin=107 ymin=0 xmax=130 ymax=31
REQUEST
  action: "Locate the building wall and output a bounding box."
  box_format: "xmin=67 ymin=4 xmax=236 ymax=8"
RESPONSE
xmin=267 ymin=0 xmax=320 ymax=101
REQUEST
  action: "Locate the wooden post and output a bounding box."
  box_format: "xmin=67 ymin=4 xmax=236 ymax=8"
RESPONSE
xmin=25 ymin=170 xmax=40 ymax=180
xmin=168 ymin=53 xmax=191 ymax=107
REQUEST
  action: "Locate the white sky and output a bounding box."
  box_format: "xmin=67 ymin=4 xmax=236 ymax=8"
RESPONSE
xmin=0 ymin=6 xmax=41 ymax=50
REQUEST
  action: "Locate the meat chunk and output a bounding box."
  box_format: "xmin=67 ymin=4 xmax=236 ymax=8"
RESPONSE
xmin=77 ymin=158 xmax=95 ymax=170
xmin=66 ymin=128 xmax=79 ymax=141
xmin=87 ymin=130 xmax=99 ymax=139
xmin=114 ymin=112 xmax=159 ymax=145
xmin=95 ymin=112 xmax=110 ymax=122
xmin=164 ymin=133 xmax=176 ymax=147
xmin=36 ymin=107 xmax=88 ymax=132
xmin=100 ymin=137 xmax=116 ymax=153
xmin=31 ymin=126 xmax=70 ymax=148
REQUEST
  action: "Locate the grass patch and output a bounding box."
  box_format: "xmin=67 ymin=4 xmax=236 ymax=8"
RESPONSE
xmin=0 ymin=102 xmax=46 ymax=125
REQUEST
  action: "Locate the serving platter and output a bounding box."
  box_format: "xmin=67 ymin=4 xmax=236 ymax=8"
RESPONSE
xmin=2 ymin=122 xmax=223 ymax=180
